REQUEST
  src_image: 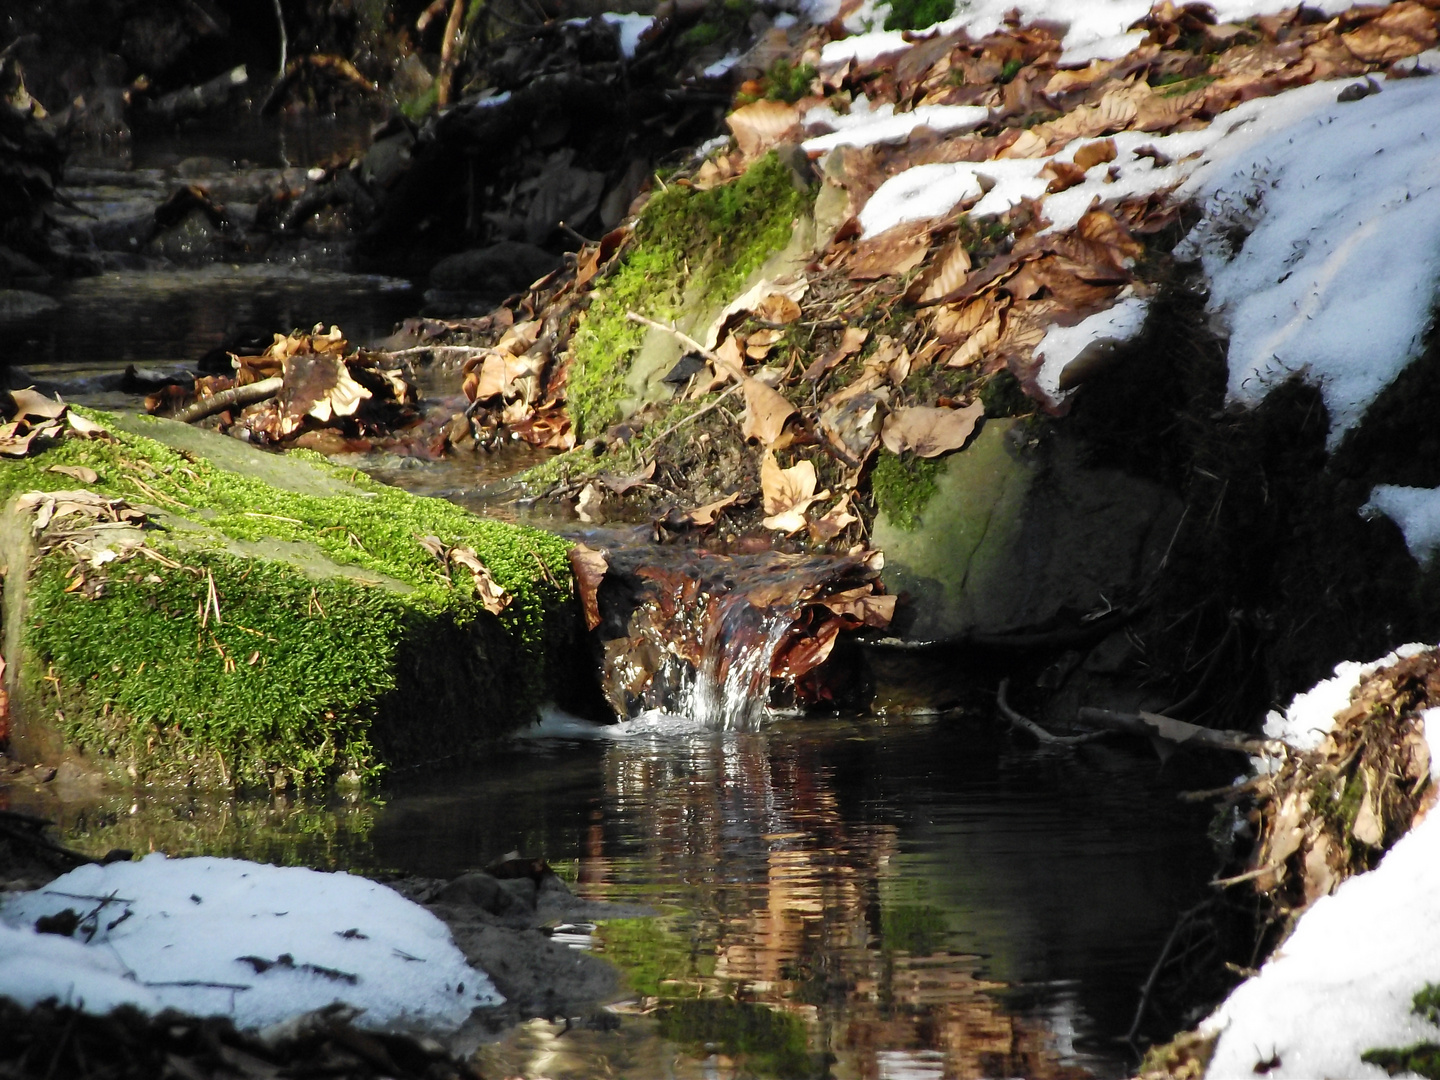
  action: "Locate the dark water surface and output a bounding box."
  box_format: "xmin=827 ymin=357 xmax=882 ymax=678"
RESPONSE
xmin=13 ymin=717 xmax=1217 ymax=1078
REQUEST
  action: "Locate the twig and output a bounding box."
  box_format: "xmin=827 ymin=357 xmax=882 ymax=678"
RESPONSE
xmin=624 ymin=311 xmax=722 ymax=364
xmin=1177 ymin=773 xmax=1272 ymax=803
xmin=1077 ymin=706 xmax=1280 ymax=755
xmin=378 ymin=345 xmax=492 ymax=360
xmin=435 ymin=0 xmax=466 ymax=107
xmin=647 ymin=383 xmax=743 ymax=446
xmin=172 ymin=377 xmax=283 ymax=424
xmin=996 ymin=678 xmax=1109 ymax=747
xmin=1127 ymin=901 xmax=1211 ymax=1045
xmin=271 ymin=0 xmax=288 ymax=77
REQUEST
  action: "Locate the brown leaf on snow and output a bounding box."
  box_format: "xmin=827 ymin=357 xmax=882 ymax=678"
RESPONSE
xmin=1342 ymin=1 xmax=1437 ymax=63
xmin=1073 ymin=137 xmax=1118 ymax=170
xmin=741 ymin=377 xmax=798 ymax=445
xmin=881 ymin=401 xmax=984 ymax=457
xmin=1040 ymin=159 xmax=1088 ymax=193
xmin=803 ymin=326 xmax=868 ymax=381
xmin=569 ymin=542 xmax=608 ymax=631
xmin=760 ymin=453 xmax=827 ymax=534
xmin=727 ymin=99 xmax=801 ymax=159
xmin=449 ymin=546 xmax=510 ymax=615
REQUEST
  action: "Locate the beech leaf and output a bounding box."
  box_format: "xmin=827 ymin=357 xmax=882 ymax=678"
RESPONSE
xmin=741 ymin=377 xmax=797 ymax=445
xmin=880 ymin=401 xmax=984 ymax=457
xmin=568 ymin=543 xmax=609 ymax=631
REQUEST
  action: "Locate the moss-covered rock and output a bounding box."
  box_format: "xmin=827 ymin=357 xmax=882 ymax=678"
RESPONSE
xmin=0 ymin=411 xmax=586 ymax=790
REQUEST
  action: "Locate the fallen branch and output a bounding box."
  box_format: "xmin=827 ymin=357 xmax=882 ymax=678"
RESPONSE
xmin=996 ymin=678 xmax=1109 ymax=747
xmin=1076 ymin=706 xmax=1282 ymax=756
xmin=172 ymin=377 xmax=283 ymax=424
xmin=143 ymin=66 xmax=248 ymax=124
xmin=625 ymin=312 xmax=723 ymax=365
xmin=376 ymin=345 xmax=491 ymax=360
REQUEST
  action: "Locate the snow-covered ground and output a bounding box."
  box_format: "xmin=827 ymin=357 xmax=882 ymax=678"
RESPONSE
xmin=0 ymin=855 xmax=500 ymax=1033
xmin=1191 ymin=645 xmax=1440 ymax=1078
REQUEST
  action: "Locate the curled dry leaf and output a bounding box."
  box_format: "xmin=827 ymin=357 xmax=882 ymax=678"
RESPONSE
xmin=1073 ymin=137 xmax=1118 ymax=171
xmin=278 ymin=350 xmax=372 ymax=437
xmin=8 ymin=388 xmax=67 ymax=421
xmin=66 ymin=412 xmax=109 ymax=438
xmin=881 ymin=401 xmax=984 ymax=457
xmin=682 ymin=490 xmax=743 ymax=527
xmin=760 ymin=452 xmax=828 ymax=534
xmin=809 ymin=496 xmax=858 ymax=542
xmin=0 ymin=422 xmax=40 ymax=458
xmin=726 ymin=99 xmax=801 ymax=159
xmin=741 ymin=377 xmax=798 ymax=445
xmin=449 ymin=546 xmax=510 ymax=615
xmin=754 ymin=292 xmax=802 ymax=325
xmin=46 ymin=465 xmax=99 ymax=484
xmin=705 ymin=276 xmax=809 ymax=349
xmin=599 ymin=459 xmax=655 ymax=495
xmin=569 ymin=542 xmax=609 ymax=631
xmin=913 ymin=242 xmax=972 ymax=305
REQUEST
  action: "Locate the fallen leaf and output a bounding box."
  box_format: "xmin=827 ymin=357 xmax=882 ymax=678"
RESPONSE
xmin=1040 ymin=159 xmax=1087 ymax=193
xmin=682 ymin=490 xmax=742 ymax=526
xmin=449 ymin=546 xmax=510 ymax=614
xmin=705 ymin=276 xmax=809 ymax=349
xmin=745 ymin=328 xmax=786 ymax=360
xmin=66 ymin=412 xmax=110 ymax=438
xmin=803 ymin=326 xmax=868 ymax=380
xmin=599 ymin=460 xmax=655 ymax=494
xmin=576 ymin=482 xmax=604 ymax=523
xmin=1342 ymin=1 xmax=1436 ymax=63
xmin=741 ymin=377 xmax=797 ymax=445
xmin=727 ymin=99 xmax=801 ymax=159
xmin=1073 ymin=137 xmax=1118 ymax=170
xmin=755 ymin=292 xmax=802 ymax=325
xmin=821 ymin=589 xmax=897 ymax=627
xmin=880 ymin=401 xmax=984 ymax=457
xmin=848 ymin=220 xmax=933 ymax=281
xmin=278 ymin=350 xmax=372 ymax=435
xmin=569 ymin=543 xmax=608 ymax=630
xmin=914 ymin=242 xmax=972 ymax=305
xmin=47 ymin=465 xmax=99 ymax=484
xmin=809 ymin=496 xmax=858 ymax=542
xmin=8 ymin=388 xmax=66 ymax=421
xmin=760 ymin=452 xmax=827 ymax=534
xmin=0 ymin=422 xmax=39 ymax=458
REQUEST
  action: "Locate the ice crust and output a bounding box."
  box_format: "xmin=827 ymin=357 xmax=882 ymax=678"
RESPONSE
xmin=0 ymin=854 xmax=501 ymax=1033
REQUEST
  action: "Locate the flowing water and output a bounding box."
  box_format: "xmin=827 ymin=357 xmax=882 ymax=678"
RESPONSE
xmin=1 ymin=129 xmax=1222 ymax=1079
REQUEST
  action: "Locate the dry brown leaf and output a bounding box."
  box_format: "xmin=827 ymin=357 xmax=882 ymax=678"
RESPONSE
xmin=760 ymin=452 xmax=826 ymax=534
xmin=599 ymin=459 xmax=655 ymax=494
xmin=880 ymin=401 xmax=984 ymax=457
xmin=9 ymin=388 xmax=66 ymax=421
xmin=848 ymin=220 xmax=932 ymax=281
xmin=914 ymin=242 xmax=972 ymax=305
xmin=1040 ymin=159 xmax=1087 ymax=193
xmin=808 ymin=496 xmax=858 ymax=542
xmin=47 ymin=465 xmax=99 ymax=484
xmin=67 ymin=412 xmax=110 ymax=438
xmin=803 ymin=326 xmax=868 ymax=380
xmin=745 ymin=328 xmax=786 ymax=360
xmin=1073 ymin=137 xmax=1118 ymax=170
xmin=449 ymin=546 xmax=510 ymax=615
xmin=0 ymin=422 xmax=39 ymax=458
xmin=569 ymin=542 xmax=608 ymax=631
xmin=705 ymin=277 xmax=809 ymax=349
xmin=1342 ymin=1 xmax=1437 ymax=62
xmin=741 ymin=377 xmax=798 ymax=445
xmin=754 ymin=293 xmax=802 ymax=324
xmin=278 ymin=350 xmax=372 ymax=436
xmin=682 ymin=490 xmax=743 ymax=527
xmin=727 ymin=99 xmax=801 ymax=159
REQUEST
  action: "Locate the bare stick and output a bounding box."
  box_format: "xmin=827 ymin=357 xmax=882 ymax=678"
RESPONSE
xmin=625 ymin=311 xmax=722 ymax=364
xmin=996 ymin=678 xmax=1108 ymax=747
xmin=1076 ymin=706 xmax=1280 ymax=756
xmin=272 ymin=0 xmax=288 ymax=77
xmin=172 ymin=377 xmax=282 ymax=424
xmin=376 ymin=345 xmax=492 ymax=360
xmin=435 ymin=0 xmax=466 ymax=107
xmin=647 ymin=382 xmax=742 ymax=446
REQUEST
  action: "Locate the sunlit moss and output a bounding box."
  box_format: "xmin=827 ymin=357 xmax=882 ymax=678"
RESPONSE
xmin=871 ymin=451 xmax=943 ymax=531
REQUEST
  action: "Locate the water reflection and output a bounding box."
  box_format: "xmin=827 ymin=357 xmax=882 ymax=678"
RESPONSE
xmin=9 ymin=717 xmax=1213 ymax=1078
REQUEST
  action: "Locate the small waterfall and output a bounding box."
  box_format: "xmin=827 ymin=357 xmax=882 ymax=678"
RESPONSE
xmin=589 ymin=546 xmax=893 ymax=729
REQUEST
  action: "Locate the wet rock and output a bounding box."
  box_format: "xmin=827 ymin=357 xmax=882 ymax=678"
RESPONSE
xmin=434 ymin=872 xmax=536 ymax=916
xmin=429 ymin=242 xmax=561 ymax=297
xmin=0 ymin=290 xmax=59 ymax=321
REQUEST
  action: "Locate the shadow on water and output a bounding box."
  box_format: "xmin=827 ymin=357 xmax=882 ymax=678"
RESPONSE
xmin=10 ymin=715 xmax=1216 ymax=1078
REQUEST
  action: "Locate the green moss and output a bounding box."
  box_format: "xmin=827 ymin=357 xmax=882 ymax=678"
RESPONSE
xmin=1157 ymin=73 xmax=1218 ymax=97
xmin=1416 ymin=983 xmax=1440 ymax=1024
xmin=871 ymin=452 xmax=943 ymax=532
xmin=997 ymin=58 xmax=1024 ymax=84
xmin=681 ymin=21 xmax=726 ymax=48
xmin=656 ymin=999 xmax=814 ymax=1079
xmin=763 ymin=59 xmax=817 ymax=103
xmin=978 ymin=370 xmax=1031 ymax=418
xmin=400 ymin=81 xmax=440 ymax=121
xmin=883 ymin=0 xmax=954 ymax=31
xmin=880 ymin=903 xmax=948 ymax=956
xmin=598 ymin=916 xmax=713 ymax=998
xmin=564 ymin=153 xmax=813 ymax=439
xmin=2 ymin=413 xmax=576 ymax=788
xmin=1362 ymin=1044 xmax=1440 ymax=1078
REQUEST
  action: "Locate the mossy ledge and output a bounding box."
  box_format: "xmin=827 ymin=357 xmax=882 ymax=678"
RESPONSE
xmin=0 ymin=411 xmax=583 ymax=791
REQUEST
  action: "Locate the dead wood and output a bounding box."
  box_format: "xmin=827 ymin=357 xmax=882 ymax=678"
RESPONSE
xmin=172 ymin=376 xmax=283 ymax=424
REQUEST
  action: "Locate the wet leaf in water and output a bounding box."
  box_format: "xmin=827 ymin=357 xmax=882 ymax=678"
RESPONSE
xmin=569 ymin=543 xmax=609 ymax=631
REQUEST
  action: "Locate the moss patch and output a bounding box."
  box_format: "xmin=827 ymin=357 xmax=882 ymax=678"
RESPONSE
xmin=655 ymin=999 xmax=814 ymax=1079
xmin=883 ymin=0 xmax=954 ymax=31
xmin=871 ymin=451 xmax=943 ymax=532
xmin=1 ymin=413 xmax=578 ymax=789
xmin=563 ymin=152 xmax=813 ymax=440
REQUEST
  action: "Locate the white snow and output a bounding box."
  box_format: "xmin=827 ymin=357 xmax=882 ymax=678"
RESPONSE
xmin=703 ymin=51 xmax=743 ymax=78
xmin=858 ymin=161 xmax=984 ymax=237
xmin=1363 ymin=485 xmax=1440 ymax=565
xmin=801 ymin=99 xmax=989 ymax=154
xmin=0 ymin=854 xmax=500 ymax=1033
xmin=1031 ymin=297 xmax=1150 ymax=405
xmin=1260 ymin=644 xmax=1431 ymax=752
xmin=567 ymin=12 xmax=655 ymax=58
xmin=1201 ymin=792 xmax=1440 ymax=1078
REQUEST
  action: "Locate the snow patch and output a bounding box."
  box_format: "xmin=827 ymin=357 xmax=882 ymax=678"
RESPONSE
xmin=1261 ymin=644 xmax=1432 ymax=752
xmin=802 ymin=100 xmax=988 ymax=154
xmin=1031 ymin=297 xmax=1150 ymax=405
xmin=1362 ymin=485 xmax=1440 ymax=565
xmin=858 ymin=162 xmax=984 ymax=238
xmin=567 ymin=12 xmax=655 ymax=58
xmin=0 ymin=855 xmax=500 ymax=1033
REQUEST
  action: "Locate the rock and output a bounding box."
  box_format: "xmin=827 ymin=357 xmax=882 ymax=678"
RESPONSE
xmin=428 ymin=242 xmax=561 ymax=297
xmin=0 ymin=290 xmax=59 ymax=321
xmin=434 ymin=872 xmax=535 ymax=915
xmin=874 ymin=420 xmax=1181 ymax=641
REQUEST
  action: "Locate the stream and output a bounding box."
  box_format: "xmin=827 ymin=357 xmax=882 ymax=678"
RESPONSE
xmin=0 ymin=129 xmax=1221 ymax=1080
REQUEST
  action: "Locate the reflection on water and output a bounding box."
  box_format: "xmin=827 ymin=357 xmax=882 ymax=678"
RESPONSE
xmin=11 ymin=716 xmax=1215 ymax=1078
